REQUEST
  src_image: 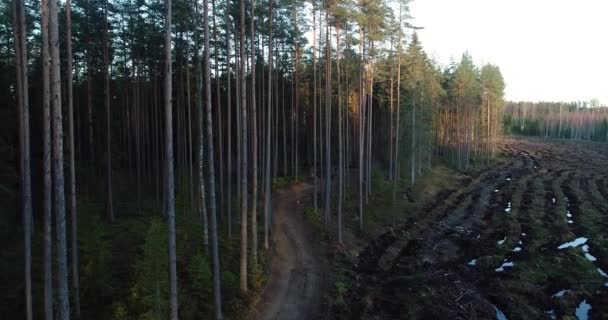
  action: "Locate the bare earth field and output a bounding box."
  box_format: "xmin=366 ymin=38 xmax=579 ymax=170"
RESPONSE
xmin=338 ymin=137 xmax=608 ymax=319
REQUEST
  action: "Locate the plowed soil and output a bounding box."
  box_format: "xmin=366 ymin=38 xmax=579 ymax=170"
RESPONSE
xmin=337 ymin=137 xmax=608 ymax=319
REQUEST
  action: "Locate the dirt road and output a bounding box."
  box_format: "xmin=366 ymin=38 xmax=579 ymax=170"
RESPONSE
xmin=341 ymin=138 xmax=608 ymax=319
xmin=256 ymin=182 xmax=329 ymax=320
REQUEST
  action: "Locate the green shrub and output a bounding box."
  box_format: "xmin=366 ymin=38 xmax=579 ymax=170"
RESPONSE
xmin=132 ymin=217 xmax=169 ymax=320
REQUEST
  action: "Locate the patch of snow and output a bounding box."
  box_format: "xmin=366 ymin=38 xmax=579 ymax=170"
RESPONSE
xmin=584 ymin=253 xmax=597 ymax=262
xmin=492 ymin=304 xmax=508 ymax=320
xmin=575 ymin=300 xmax=591 ymax=320
xmin=468 ymin=259 xmax=478 ymax=266
xmin=495 ymin=261 xmax=515 ymax=272
xmin=557 ymin=237 xmax=588 ymax=249
xmin=552 ymin=289 xmax=570 ymax=298
xmin=582 ymin=245 xmax=597 ymax=262
xmin=497 ymin=237 xmax=507 ymax=246
xmin=512 ymin=247 xmax=522 ymax=252
xmin=597 ymin=268 xmax=608 ymax=278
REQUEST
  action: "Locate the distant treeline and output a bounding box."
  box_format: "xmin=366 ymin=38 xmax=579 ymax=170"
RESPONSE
xmin=504 ymin=101 xmax=608 ymax=141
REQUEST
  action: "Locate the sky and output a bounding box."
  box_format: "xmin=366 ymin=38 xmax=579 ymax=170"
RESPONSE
xmin=409 ymin=0 xmax=608 ymax=104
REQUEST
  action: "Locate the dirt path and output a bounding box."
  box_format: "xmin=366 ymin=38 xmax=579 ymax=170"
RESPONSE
xmin=256 ymin=182 xmax=328 ymax=320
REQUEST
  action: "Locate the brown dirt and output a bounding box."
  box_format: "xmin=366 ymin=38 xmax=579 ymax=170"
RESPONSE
xmin=255 ymin=182 xmax=330 ymax=320
xmin=337 ymin=137 xmax=608 ymax=319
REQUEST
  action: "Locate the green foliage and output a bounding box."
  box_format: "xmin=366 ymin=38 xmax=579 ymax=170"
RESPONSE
xmin=131 ymin=217 xmax=169 ymax=320
xmin=112 ymin=303 xmax=129 ymax=320
xmin=327 ymin=264 xmax=353 ymax=308
xmin=189 ymin=253 xmax=213 ymax=298
xmin=249 ymin=254 xmax=266 ymax=291
xmin=79 ymin=202 xmax=113 ymax=317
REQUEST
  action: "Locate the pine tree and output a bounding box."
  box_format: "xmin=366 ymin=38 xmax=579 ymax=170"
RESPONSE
xmin=163 ymin=0 xmax=179 ymax=316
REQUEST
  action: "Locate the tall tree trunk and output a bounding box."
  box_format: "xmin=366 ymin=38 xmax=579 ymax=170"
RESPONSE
xmin=87 ymin=53 xmax=94 ymax=178
xmin=205 ymin=0 xmax=224 ymax=317
xmin=411 ymin=81 xmax=416 ymax=186
xmin=389 ymin=44 xmax=394 ymax=182
xmin=212 ymin=0 xmax=224 ymax=225
xmin=392 ymin=37 xmax=401 ymax=207
xmin=239 ymin=0 xmax=249 ymax=294
xmin=226 ymin=13 xmax=232 ymax=238
xmin=358 ymin=28 xmax=365 ymax=229
xmin=250 ymin=0 xmax=258 ymax=263
xmin=163 ymin=0 xmax=179 ymax=317
xmin=294 ymin=22 xmax=299 ymax=179
xmin=41 ymin=0 xmax=54 ymax=316
xmin=324 ymin=14 xmax=331 ymax=225
xmin=50 ymin=0 xmax=71 ymax=315
xmin=195 ymin=0 xmax=209 ymax=252
xmin=104 ymin=0 xmax=114 ymax=222
xmin=311 ymin=2 xmax=317 ymax=212
xmin=336 ymin=28 xmax=343 ymax=243
xmin=264 ymin=0 xmax=274 ymax=250
xmin=281 ymin=58 xmax=287 ymax=177
xmin=66 ymin=0 xmax=81 ymax=315
xmin=236 ymin=26 xmax=242 ymax=218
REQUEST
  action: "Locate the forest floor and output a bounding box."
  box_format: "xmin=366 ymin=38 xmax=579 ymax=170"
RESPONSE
xmin=336 ymin=137 xmax=608 ymax=320
xmin=255 ymin=182 xmax=330 ymax=320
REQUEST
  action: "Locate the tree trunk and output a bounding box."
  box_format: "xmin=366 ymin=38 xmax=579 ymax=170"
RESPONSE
xmin=104 ymin=0 xmax=114 ymax=222
xmin=226 ymin=13 xmax=233 ymax=238
xmin=41 ymin=0 xmax=53 ymax=320
xmin=41 ymin=0 xmax=54 ymax=317
xmin=212 ymin=0 xmax=224 ymax=225
xmin=250 ymin=0 xmax=259 ymax=263
xmin=392 ymin=37 xmax=401 ymax=207
xmin=205 ymin=0 xmax=224 ymax=317
xmin=163 ymin=0 xmax=179 ymax=316
xmin=358 ymin=27 xmax=365 ymax=229
xmin=66 ymin=0 xmax=81 ymax=315
xmin=312 ymin=2 xmax=317 ymax=212
xmin=336 ymin=28 xmax=343 ymax=243
xmin=264 ymin=0 xmax=274 ymax=250
xmin=324 ymin=14 xmax=331 ymax=225
xmin=50 ymin=0 xmax=71 ymax=315
xmin=239 ymin=0 xmax=249 ymax=294
xmin=195 ymin=0 xmax=209 ymax=252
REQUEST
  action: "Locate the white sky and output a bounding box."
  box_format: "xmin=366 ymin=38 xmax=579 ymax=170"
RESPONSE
xmin=409 ymin=0 xmax=608 ymax=104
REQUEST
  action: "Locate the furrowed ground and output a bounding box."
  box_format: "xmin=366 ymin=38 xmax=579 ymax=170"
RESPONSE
xmin=336 ymin=137 xmax=608 ymax=319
